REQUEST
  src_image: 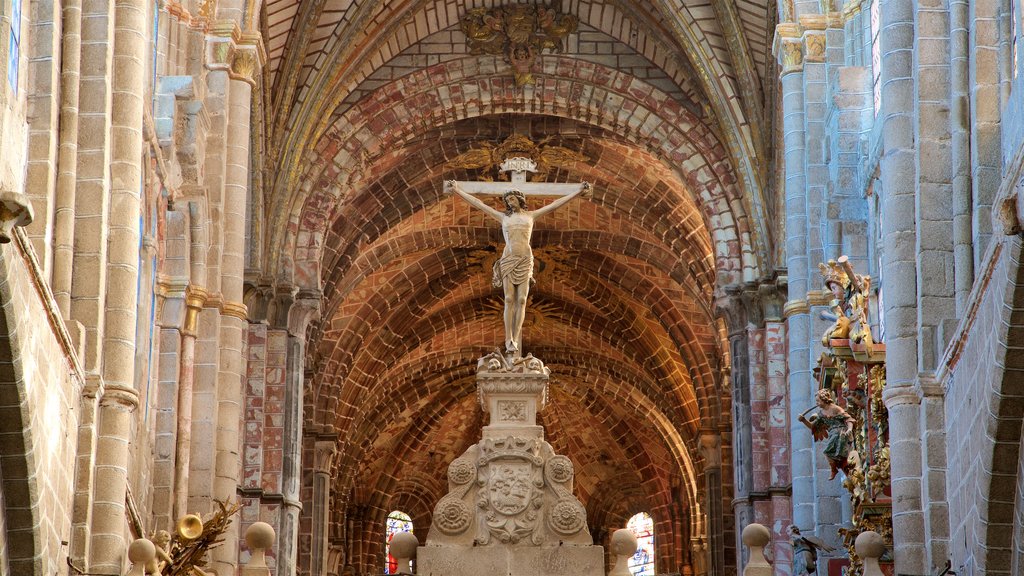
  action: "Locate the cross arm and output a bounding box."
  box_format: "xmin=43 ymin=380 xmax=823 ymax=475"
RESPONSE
xmin=449 ymin=181 xmax=587 ymax=196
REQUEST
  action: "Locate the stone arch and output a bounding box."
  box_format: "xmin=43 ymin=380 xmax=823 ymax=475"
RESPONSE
xmin=271 ymin=56 xmax=760 ymax=293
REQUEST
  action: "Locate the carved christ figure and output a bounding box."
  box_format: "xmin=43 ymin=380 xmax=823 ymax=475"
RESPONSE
xmin=445 ymin=180 xmax=590 ymax=355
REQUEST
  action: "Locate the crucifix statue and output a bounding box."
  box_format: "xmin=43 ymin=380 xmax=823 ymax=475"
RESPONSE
xmin=445 ymin=156 xmax=590 ymax=357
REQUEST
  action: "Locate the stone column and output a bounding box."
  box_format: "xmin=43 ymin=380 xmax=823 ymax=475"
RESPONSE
xmin=879 ymin=0 xmax=926 ymax=569
xmin=52 ymin=0 xmax=83 ymax=319
xmin=89 ymin=0 xmax=148 ymax=570
xmin=210 ymin=41 xmax=259 ymax=576
xmin=278 ymin=297 xmax=320 ymax=574
xmin=777 ymin=24 xmax=815 ymax=533
xmin=175 ymin=286 xmax=206 ymax=520
xmin=715 ymin=287 xmax=754 ymax=573
xmin=699 ymin=433 xmax=724 ymax=576
xmin=89 ymin=388 xmax=140 ymax=573
xmin=949 ymin=0 xmax=973 ymax=314
xmin=313 ymin=440 xmax=338 ymax=575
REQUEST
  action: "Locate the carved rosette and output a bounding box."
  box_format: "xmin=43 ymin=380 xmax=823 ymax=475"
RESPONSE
xmin=434 ymin=496 xmax=473 ymax=536
xmin=547 ymin=498 xmax=587 ymax=535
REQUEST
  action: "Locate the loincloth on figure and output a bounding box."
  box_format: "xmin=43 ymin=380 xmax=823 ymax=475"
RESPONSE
xmin=492 ymin=253 xmax=534 ymax=288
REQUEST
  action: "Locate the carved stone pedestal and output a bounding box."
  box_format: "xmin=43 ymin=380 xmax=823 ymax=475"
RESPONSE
xmin=416 ymin=352 xmax=604 ymax=576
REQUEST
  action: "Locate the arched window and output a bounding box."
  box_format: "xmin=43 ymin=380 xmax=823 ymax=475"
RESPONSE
xmin=626 ymin=512 xmax=655 ymax=576
xmin=385 ymin=510 xmax=414 ymax=574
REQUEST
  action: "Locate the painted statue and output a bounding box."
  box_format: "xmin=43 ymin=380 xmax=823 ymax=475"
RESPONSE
xmin=789 ymin=525 xmax=835 ymax=575
xmin=798 ymin=388 xmax=856 ymax=480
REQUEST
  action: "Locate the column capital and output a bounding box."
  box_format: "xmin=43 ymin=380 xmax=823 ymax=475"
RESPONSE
xmin=714 ymin=286 xmax=750 ymax=337
xmin=314 ymin=440 xmax=338 ymax=475
xmin=698 ymin=433 xmax=722 ymax=470
xmin=288 ymin=296 xmax=321 ymax=338
xmin=774 ymin=24 xmax=804 ymax=76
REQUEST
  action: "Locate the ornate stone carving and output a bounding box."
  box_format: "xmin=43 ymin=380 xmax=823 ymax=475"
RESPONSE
xmin=498 ymin=400 xmax=527 ymax=422
xmin=0 ymin=191 xmax=34 ymax=243
xmin=460 ymin=5 xmax=578 ymax=86
xmin=547 ymin=498 xmax=586 ymax=535
xmin=421 ymin=352 xmax=601 ymax=574
xmin=434 ymin=496 xmax=473 ymax=536
xmin=803 ymin=31 xmax=826 ymax=62
xmin=448 ymin=134 xmax=588 ymax=181
xmin=448 ymin=458 xmax=476 ymax=485
xmin=544 ymin=455 xmax=573 ymax=484
xmin=477 ymin=351 xmax=550 ymax=376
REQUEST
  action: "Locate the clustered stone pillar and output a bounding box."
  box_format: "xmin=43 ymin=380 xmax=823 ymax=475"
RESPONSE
xmin=699 ymin=433 xmax=724 ymax=576
xmin=879 ymin=0 xmax=928 ymax=569
xmin=210 ymin=34 xmax=259 ymax=576
xmin=88 ymin=0 xmax=148 ymax=570
xmin=313 ymin=440 xmax=338 ymax=575
xmin=717 ymin=288 xmax=753 ymax=573
xmin=777 ymin=24 xmax=816 ymax=534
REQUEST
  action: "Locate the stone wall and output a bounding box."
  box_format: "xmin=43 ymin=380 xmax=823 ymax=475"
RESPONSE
xmin=0 ymin=231 xmax=84 ymax=575
xmin=942 ymin=235 xmax=1024 ymax=575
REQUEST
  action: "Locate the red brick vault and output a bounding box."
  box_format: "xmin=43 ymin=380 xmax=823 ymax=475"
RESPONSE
xmin=244 ymin=2 xmax=783 ymax=575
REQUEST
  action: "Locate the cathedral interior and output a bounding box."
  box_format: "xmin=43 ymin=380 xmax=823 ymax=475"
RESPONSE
xmin=0 ymin=0 xmax=1022 ymax=574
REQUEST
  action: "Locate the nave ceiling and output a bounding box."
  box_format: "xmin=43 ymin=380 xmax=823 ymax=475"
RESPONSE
xmin=244 ymin=0 xmax=780 ymax=568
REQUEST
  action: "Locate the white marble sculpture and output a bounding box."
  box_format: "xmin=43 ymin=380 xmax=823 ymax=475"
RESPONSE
xmin=445 ymin=157 xmax=589 ymax=357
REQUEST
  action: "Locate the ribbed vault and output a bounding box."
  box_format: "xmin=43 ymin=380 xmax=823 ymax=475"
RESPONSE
xmin=251 ymin=2 xmax=777 ymax=573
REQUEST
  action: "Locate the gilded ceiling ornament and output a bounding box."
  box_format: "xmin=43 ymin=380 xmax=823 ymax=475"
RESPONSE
xmin=460 ymin=5 xmax=578 ymax=86
xmin=447 ymin=134 xmax=587 ymax=180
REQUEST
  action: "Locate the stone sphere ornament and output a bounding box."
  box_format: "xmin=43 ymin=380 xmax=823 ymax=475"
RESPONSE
xmin=127 ymin=538 xmax=156 ymax=564
xmin=390 ymin=531 xmax=419 ymax=571
xmin=246 ymin=521 xmax=276 ymax=550
xmin=855 ymin=530 xmax=886 ymax=558
xmin=741 ymin=522 xmax=771 ymax=548
xmin=610 ymin=528 xmax=638 ymax=557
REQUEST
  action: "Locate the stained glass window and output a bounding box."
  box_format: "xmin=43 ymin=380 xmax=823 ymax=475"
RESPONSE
xmin=385 ymin=510 xmax=414 ymax=574
xmin=626 ymin=512 xmax=655 ymax=576
xmin=8 ymin=0 xmax=23 ymax=93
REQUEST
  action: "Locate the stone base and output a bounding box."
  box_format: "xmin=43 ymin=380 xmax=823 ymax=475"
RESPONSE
xmin=416 ymin=544 xmax=605 ymax=576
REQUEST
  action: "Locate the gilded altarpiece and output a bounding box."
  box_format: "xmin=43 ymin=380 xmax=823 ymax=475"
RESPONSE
xmin=815 ymin=257 xmax=893 ymax=576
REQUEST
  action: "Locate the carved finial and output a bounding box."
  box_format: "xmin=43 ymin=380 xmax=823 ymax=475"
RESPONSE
xmin=741 ymin=524 xmax=772 ymax=576
xmin=609 ymin=529 xmax=638 ymax=576
xmin=854 ymin=531 xmax=887 ymax=576
xmin=242 ymin=522 xmax=276 ymax=575
xmin=389 ymin=531 xmax=419 ymax=574
xmin=125 ymin=539 xmax=156 ymax=576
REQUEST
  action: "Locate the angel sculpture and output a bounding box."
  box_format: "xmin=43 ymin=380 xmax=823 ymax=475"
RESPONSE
xmin=789 ymin=525 xmax=835 ymax=575
xmin=798 ymin=388 xmax=856 ymax=480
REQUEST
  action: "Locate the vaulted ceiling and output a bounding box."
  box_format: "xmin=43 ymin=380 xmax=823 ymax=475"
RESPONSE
xmin=249 ymin=0 xmax=778 ymax=571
